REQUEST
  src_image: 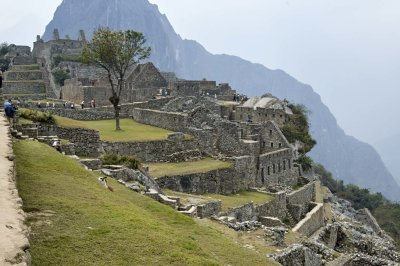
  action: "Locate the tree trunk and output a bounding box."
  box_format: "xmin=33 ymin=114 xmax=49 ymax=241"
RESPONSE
xmin=114 ymin=104 xmax=121 ymax=130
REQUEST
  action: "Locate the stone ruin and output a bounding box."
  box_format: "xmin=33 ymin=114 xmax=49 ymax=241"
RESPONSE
xmin=3 ymin=29 xmax=399 ymax=266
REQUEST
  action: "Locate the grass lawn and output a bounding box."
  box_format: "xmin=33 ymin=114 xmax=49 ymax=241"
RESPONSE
xmin=15 ymin=141 xmax=276 ymax=265
xmin=145 ymin=158 xmax=233 ymax=178
xmin=165 ymin=190 xmax=274 ymax=211
xmin=55 ymin=117 xmax=174 ymax=142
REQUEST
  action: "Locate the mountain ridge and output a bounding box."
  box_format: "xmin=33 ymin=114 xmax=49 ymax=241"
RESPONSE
xmin=42 ymin=0 xmax=400 ymax=201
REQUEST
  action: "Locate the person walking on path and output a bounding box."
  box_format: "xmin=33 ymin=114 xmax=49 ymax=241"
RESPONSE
xmin=0 ymin=71 xmax=3 ymax=88
xmin=4 ymin=100 xmax=15 ymax=125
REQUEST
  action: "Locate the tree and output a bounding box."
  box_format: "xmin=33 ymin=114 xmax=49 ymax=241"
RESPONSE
xmin=81 ymin=28 xmax=151 ymax=130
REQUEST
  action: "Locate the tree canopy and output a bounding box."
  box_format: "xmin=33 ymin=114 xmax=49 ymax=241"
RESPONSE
xmin=81 ymin=28 xmax=151 ymax=130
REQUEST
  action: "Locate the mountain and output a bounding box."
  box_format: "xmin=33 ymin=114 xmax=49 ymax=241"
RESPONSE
xmin=374 ymin=133 xmax=400 ymax=186
xmin=42 ymin=0 xmax=400 ymax=201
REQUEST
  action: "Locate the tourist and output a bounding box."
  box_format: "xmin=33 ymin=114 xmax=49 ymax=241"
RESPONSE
xmin=93 ymin=99 xmax=96 ymax=108
xmin=46 ymin=101 xmax=50 ymax=108
xmin=71 ymin=103 xmax=75 ymax=109
xmin=4 ymin=99 xmax=15 ymax=125
xmin=37 ymin=102 xmax=41 ymax=108
xmin=0 ymin=71 xmax=3 ymax=88
xmin=81 ymin=100 xmax=84 ymax=109
xmin=52 ymin=102 xmax=56 ymax=108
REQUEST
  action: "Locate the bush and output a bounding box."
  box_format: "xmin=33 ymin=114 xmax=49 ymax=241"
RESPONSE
xmin=281 ymin=104 xmax=316 ymax=154
xmin=101 ymin=153 xmax=141 ymax=170
xmin=19 ymin=109 xmax=55 ymax=124
xmin=295 ymin=155 xmax=314 ymax=172
xmin=52 ymin=67 xmax=70 ymax=86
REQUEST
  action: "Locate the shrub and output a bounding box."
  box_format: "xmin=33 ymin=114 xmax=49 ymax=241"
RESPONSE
xmin=295 ymin=155 xmax=314 ymax=172
xmin=19 ymin=109 xmax=55 ymax=124
xmin=52 ymin=67 xmax=70 ymax=86
xmin=281 ymin=104 xmax=316 ymax=154
xmin=101 ymin=153 xmax=141 ymax=170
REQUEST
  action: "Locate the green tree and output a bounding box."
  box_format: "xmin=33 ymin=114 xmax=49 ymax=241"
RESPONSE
xmin=81 ymin=28 xmax=151 ymax=130
xmin=52 ymin=67 xmax=70 ymax=86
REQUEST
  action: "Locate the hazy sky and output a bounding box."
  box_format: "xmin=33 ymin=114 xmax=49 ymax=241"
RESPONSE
xmin=1 ymin=0 xmax=399 ymax=146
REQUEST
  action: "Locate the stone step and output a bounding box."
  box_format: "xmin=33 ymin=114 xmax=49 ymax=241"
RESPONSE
xmin=2 ymin=81 xmax=46 ymax=95
xmin=4 ymin=70 xmax=43 ymax=81
xmin=11 ymin=64 xmax=40 ymax=71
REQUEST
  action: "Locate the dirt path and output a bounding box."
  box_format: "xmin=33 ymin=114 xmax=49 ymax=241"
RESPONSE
xmin=0 ymin=116 xmax=30 ymax=265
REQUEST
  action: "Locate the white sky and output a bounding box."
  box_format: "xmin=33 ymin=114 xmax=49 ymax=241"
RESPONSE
xmin=1 ymin=0 xmax=400 ymax=145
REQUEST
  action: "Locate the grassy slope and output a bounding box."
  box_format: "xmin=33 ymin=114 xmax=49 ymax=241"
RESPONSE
xmin=55 ymin=117 xmax=173 ymax=142
xmin=15 ymin=141 xmax=276 ymax=266
xmin=146 ymin=158 xmax=233 ymax=178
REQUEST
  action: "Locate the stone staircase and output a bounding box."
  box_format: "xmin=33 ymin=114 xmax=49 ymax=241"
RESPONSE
xmin=2 ymin=59 xmax=46 ymax=98
xmin=284 ymin=210 xmax=297 ymax=227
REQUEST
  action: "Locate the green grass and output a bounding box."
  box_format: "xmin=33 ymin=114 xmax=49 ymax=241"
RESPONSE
xmin=14 ymin=140 xmax=276 ymax=265
xmin=165 ymin=190 xmax=274 ymax=211
xmin=18 ymin=117 xmax=34 ymax=125
xmin=55 ymin=117 xmax=174 ymax=142
xmin=146 ymin=158 xmax=234 ymax=178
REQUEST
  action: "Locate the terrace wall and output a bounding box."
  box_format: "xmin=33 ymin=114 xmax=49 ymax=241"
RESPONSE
xmin=156 ymin=167 xmax=245 ymax=195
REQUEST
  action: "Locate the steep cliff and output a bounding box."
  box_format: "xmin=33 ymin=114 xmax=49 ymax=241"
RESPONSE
xmin=43 ymin=0 xmax=400 ymax=201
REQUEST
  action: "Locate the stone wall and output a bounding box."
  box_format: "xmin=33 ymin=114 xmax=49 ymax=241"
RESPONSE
xmin=197 ymin=201 xmax=222 ymax=219
xmin=44 ymin=108 xmax=119 ymax=121
xmin=255 ymin=191 xmax=287 ymax=220
xmin=220 ymin=192 xmax=287 ymax=222
xmin=38 ymin=124 xmax=101 ymax=157
xmin=61 ymin=78 xmax=111 ymax=107
xmin=286 ymin=182 xmax=316 ymax=221
xmin=292 ymin=203 xmax=324 ymax=237
xmin=156 ymin=167 xmax=246 ymax=195
xmin=102 ymin=140 xmax=199 ymax=163
xmin=131 ymin=108 xmax=187 ymax=132
xmin=2 ymin=81 xmax=46 ymax=95
xmin=5 ymin=70 xmax=43 ymax=81
xmin=234 ymin=106 xmax=289 ymax=126
xmin=169 ymin=80 xmax=216 ymax=97
xmin=224 ymin=203 xmax=256 ymax=222
xmin=287 ymin=182 xmax=315 ymax=206
xmin=258 ymin=149 xmax=297 ymax=186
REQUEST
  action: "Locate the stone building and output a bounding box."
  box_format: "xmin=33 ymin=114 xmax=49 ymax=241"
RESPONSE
xmin=232 ymin=96 xmax=293 ymax=126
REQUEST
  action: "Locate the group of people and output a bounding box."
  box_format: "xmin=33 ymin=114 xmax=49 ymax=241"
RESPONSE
xmin=233 ymin=94 xmax=248 ymax=103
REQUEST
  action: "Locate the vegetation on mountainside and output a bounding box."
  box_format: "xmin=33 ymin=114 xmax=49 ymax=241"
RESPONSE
xmin=101 ymin=153 xmax=141 ymax=170
xmin=145 ymin=158 xmax=233 ymax=178
xmin=314 ymin=163 xmax=400 ymax=246
xmin=81 ymin=28 xmax=151 ymax=130
xmin=55 ymin=116 xmax=174 ymax=142
xmin=14 ymin=140 xmax=276 ymax=265
xmin=19 ymin=108 xmax=55 ymax=124
xmin=281 ymin=104 xmax=316 ymax=154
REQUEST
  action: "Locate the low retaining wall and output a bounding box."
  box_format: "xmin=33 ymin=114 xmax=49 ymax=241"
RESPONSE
xmin=102 ymin=140 xmax=199 ymax=163
xmin=156 ymin=167 xmax=245 ymax=195
xmin=3 ymin=81 xmax=46 ymax=94
xmin=131 ymin=108 xmax=187 ymax=132
xmin=256 ymin=191 xmax=287 ymax=220
xmin=286 ymin=182 xmax=316 ymax=221
xmin=292 ymin=203 xmax=324 ymax=237
xmin=197 ymin=201 xmax=222 ymax=218
xmin=44 ymin=108 xmax=123 ymax=121
xmin=38 ymin=124 xmax=101 ymax=157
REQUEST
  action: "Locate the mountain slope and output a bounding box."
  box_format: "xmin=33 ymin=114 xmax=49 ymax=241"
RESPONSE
xmin=42 ymin=0 xmax=400 ymax=201
xmin=374 ymin=133 xmax=400 ymax=186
